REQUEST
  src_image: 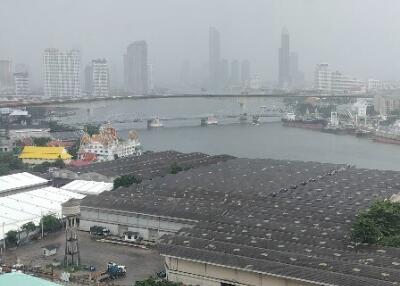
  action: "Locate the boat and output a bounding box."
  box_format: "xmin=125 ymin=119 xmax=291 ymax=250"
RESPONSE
xmin=147 ymin=118 xmax=163 ymax=128
xmin=355 ymin=129 xmax=373 ymax=138
xmin=239 ymin=113 xmax=248 ymax=123
xmin=281 ymin=112 xmax=327 ymax=130
xmin=252 ymin=115 xmax=260 ymax=125
xmin=373 ymin=121 xmax=400 ymax=145
xmin=201 ymin=116 xmax=218 ymax=126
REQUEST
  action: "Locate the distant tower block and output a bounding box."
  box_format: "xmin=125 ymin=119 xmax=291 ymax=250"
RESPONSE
xmin=64 ymin=215 xmax=80 ymax=267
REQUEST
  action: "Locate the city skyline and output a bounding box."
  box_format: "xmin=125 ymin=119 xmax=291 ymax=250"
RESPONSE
xmin=2 ymin=0 xmax=400 ymax=89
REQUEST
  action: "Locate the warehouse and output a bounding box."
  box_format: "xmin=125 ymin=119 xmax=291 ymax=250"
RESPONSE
xmin=53 ymin=150 xmax=234 ymax=182
xmin=60 ymin=179 xmax=113 ymax=195
xmin=0 ymin=186 xmax=84 ymax=240
xmin=80 ymin=157 xmax=400 ymax=285
xmin=0 ymin=172 xmax=48 ymax=195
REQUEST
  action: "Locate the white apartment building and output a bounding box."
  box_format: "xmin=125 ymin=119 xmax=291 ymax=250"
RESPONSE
xmin=314 ymin=63 xmax=365 ymax=94
xmin=91 ymin=59 xmax=110 ymax=97
xmin=14 ymin=72 xmax=29 ymax=96
xmin=43 ymin=49 xmax=81 ymax=98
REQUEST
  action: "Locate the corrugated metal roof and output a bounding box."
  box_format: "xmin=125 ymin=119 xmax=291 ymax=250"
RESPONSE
xmin=0 ymin=272 xmax=60 ymax=286
xmin=61 ymin=180 xmax=113 ymax=195
xmin=19 ymin=146 xmax=72 ymax=160
xmin=0 ymin=186 xmax=84 ymax=240
xmin=0 ymin=172 xmax=48 ymax=193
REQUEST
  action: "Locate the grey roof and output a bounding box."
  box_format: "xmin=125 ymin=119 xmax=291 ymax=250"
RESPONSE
xmin=81 ymin=157 xmax=400 ymax=285
xmin=70 ymin=150 xmax=234 ymax=179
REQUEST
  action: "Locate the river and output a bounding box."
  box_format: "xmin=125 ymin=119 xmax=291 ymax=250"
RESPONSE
xmin=54 ymin=97 xmax=400 ymax=171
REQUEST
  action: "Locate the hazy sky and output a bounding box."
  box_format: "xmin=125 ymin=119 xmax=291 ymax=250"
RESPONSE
xmin=1 ymin=0 xmax=400 ymax=88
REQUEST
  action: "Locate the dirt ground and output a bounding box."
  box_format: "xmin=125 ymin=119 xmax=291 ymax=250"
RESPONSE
xmin=1 ymin=231 xmax=164 ymax=285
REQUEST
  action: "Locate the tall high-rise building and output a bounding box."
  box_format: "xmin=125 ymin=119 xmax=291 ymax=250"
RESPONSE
xmin=124 ymin=41 xmax=148 ymax=94
xmin=14 ymin=72 xmax=29 ymax=96
xmin=241 ymin=60 xmax=251 ymax=85
xmin=92 ymin=59 xmax=110 ymax=97
xmin=230 ymin=60 xmax=240 ymax=85
xmin=148 ymin=64 xmax=154 ymax=92
xmin=0 ymin=60 xmax=13 ymax=92
xmin=43 ymin=49 xmax=81 ymax=97
xmin=209 ymin=27 xmax=221 ymax=90
xmin=278 ymin=28 xmax=291 ymax=87
xmin=220 ymin=59 xmax=229 ymax=86
xmin=84 ymin=64 xmax=93 ymax=95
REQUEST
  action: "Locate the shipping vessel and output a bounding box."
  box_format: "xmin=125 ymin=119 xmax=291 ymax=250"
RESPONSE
xmin=201 ymin=116 xmax=218 ymax=126
xmin=373 ymin=121 xmax=400 ymax=145
xmin=281 ymin=113 xmax=327 ymax=130
xmin=147 ymin=118 xmax=163 ymax=128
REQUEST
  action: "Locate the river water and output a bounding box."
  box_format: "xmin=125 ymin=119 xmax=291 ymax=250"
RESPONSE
xmin=55 ymin=97 xmax=400 ymax=171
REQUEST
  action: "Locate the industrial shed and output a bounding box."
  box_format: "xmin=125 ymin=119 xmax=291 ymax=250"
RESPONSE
xmin=0 ymin=186 xmax=84 ymax=240
xmin=80 ymin=156 xmax=400 ymax=285
xmin=0 ymin=172 xmax=48 ymax=195
xmin=60 ymin=180 xmax=113 ymax=195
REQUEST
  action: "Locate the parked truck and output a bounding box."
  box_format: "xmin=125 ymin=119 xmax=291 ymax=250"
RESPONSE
xmin=89 ymin=225 xmax=111 ymax=237
xmin=96 ymin=262 xmax=126 ymax=282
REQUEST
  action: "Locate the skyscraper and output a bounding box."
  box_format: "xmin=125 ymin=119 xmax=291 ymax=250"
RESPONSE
xmin=92 ymin=59 xmax=110 ymax=97
xmin=230 ymin=60 xmax=240 ymax=85
xmin=124 ymin=41 xmax=148 ymax=94
xmin=220 ymin=59 xmax=229 ymax=87
xmin=84 ymin=64 xmax=93 ymax=95
xmin=43 ymin=49 xmax=80 ymax=97
xmin=241 ymin=60 xmax=251 ymax=85
xmin=209 ymin=27 xmax=221 ymax=90
xmin=0 ymin=60 xmax=13 ymax=92
xmin=14 ymin=72 xmax=29 ymax=96
xmin=278 ymin=28 xmax=291 ymax=87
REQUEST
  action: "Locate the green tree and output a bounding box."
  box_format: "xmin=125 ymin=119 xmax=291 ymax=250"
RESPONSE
xmin=113 ymin=175 xmax=142 ymax=189
xmin=53 ymin=157 xmax=66 ymax=169
xmin=135 ymin=277 xmax=182 ymax=286
xmin=32 ymin=161 xmax=52 ymax=173
xmin=33 ymin=137 xmax=51 ymax=146
xmin=170 ymin=162 xmax=183 ymax=174
xmin=40 ymin=214 xmax=62 ymax=232
xmin=351 ymin=200 xmax=400 ymax=246
xmin=84 ymin=124 xmax=100 ymax=136
xmin=5 ymin=230 xmax=18 ymax=247
xmin=21 ymin=221 xmax=36 ymax=233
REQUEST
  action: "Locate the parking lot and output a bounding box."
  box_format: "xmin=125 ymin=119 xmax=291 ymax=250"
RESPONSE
xmin=1 ymin=231 xmax=164 ymax=284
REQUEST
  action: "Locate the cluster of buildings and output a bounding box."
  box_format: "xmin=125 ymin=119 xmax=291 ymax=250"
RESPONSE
xmin=207 ymin=27 xmax=253 ymax=92
xmin=278 ymin=28 xmax=304 ymax=89
xmin=54 ymin=151 xmax=400 ymax=286
xmin=2 ymin=148 xmax=400 ymax=285
xmin=0 ymin=60 xmax=30 ymax=96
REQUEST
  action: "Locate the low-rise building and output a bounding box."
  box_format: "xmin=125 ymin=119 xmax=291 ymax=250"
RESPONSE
xmin=78 ymin=125 xmax=141 ymax=162
xmin=19 ymin=146 xmax=72 ymax=164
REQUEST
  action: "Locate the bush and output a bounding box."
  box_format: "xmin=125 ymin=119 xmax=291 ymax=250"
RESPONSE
xmin=170 ymin=162 xmax=183 ymax=174
xmin=40 ymin=214 xmax=62 ymax=232
xmin=351 ymin=200 xmax=400 ymax=246
xmin=33 ymin=137 xmax=51 ymax=146
xmin=84 ymin=124 xmax=100 ymax=136
xmin=6 ymin=230 xmax=18 ymax=247
xmin=22 ymin=221 xmax=36 ymax=233
xmin=113 ymin=175 xmax=142 ymax=189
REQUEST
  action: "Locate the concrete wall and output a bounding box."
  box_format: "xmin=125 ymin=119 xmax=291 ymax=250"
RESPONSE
xmin=80 ymin=207 xmax=194 ymax=241
xmin=165 ymin=257 xmax=316 ymax=286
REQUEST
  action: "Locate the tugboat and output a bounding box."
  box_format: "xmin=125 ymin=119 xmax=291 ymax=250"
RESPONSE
xmin=239 ymin=113 xmax=248 ymax=123
xmin=147 ymin=118 xmax=163 ymax=128
xmin=281 ymin=112 xmax=327 ymax=130
xmin=252 ymin=115 xmax=260 ymax=125
xmin=201 ymin=116 xmax=218 ymax=126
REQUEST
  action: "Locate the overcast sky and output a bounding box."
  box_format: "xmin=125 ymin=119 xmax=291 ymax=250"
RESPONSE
xmin=1 ymin=0 xmax=400 ymax=88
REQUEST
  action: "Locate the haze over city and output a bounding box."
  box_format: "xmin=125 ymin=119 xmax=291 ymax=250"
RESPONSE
xmin=2 ymin=0 xmax=400 ymax=88
xmin=3 ymin=2 xmax=400 ymax=286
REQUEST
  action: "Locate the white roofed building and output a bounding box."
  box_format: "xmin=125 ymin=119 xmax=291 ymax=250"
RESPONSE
xmin=0 ymin=186 xmax=84 ymax=240
xmin=0 ymin=172 xmax=48 ymax=194
xmin=61 ymin=180 xmax=113 ymax=195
